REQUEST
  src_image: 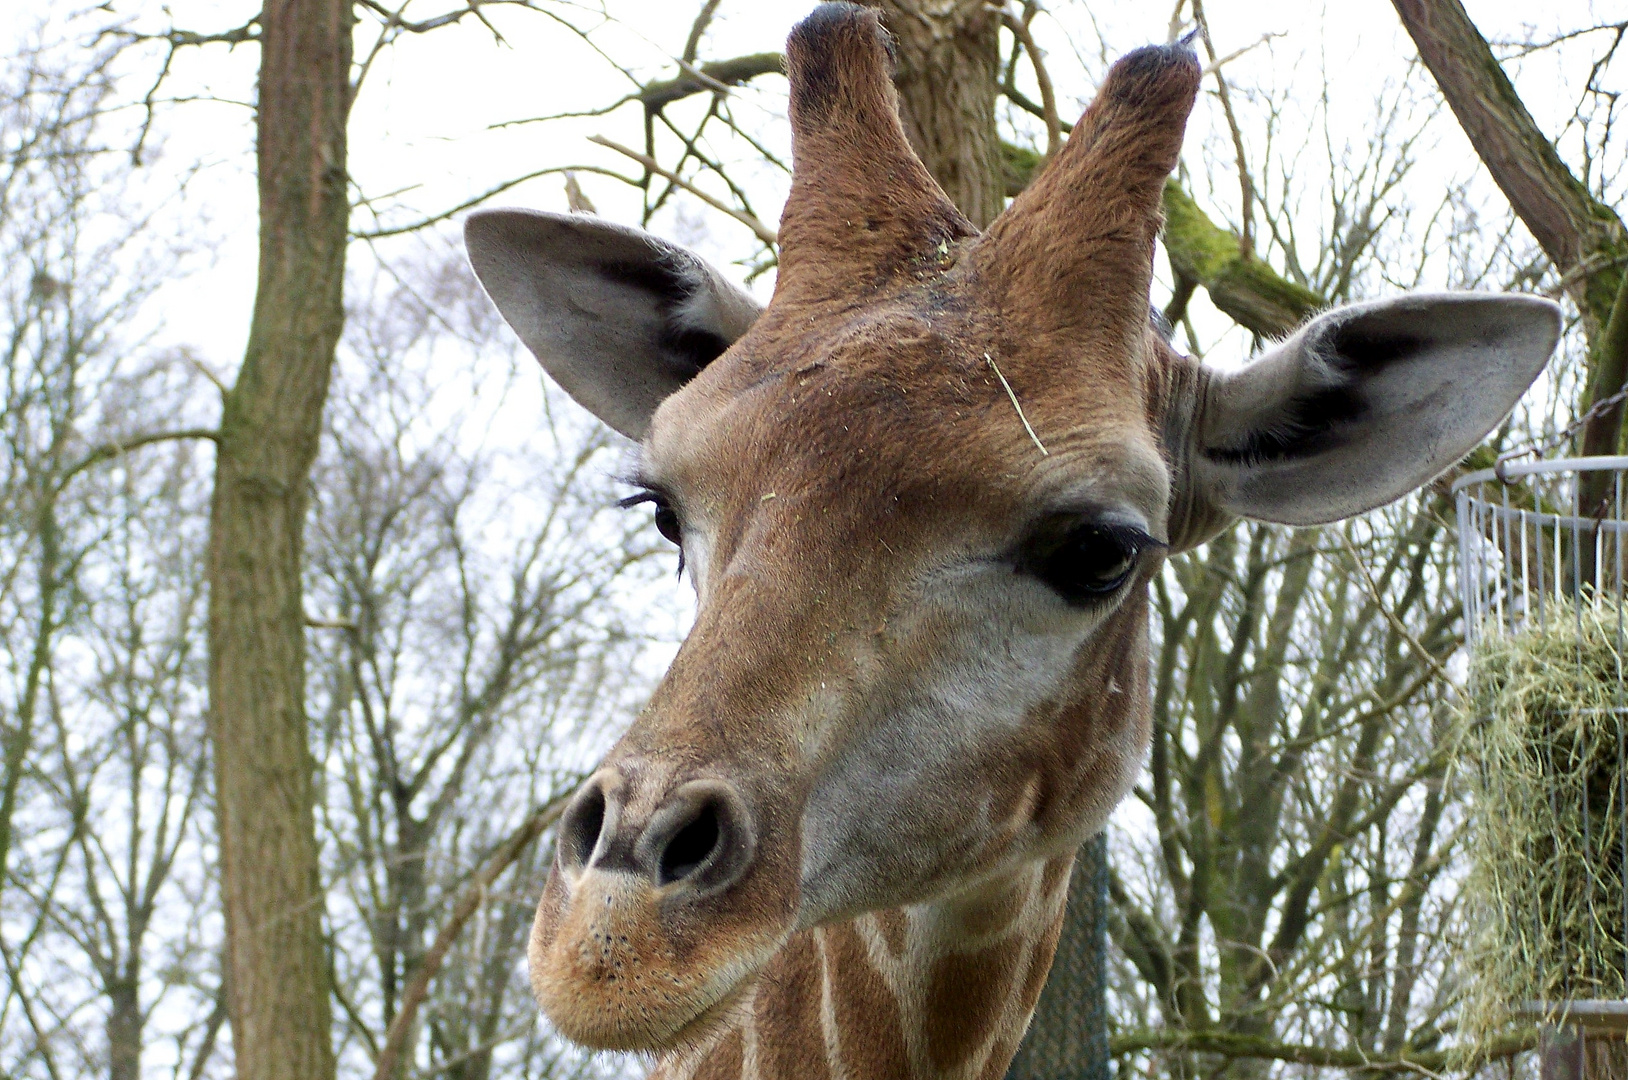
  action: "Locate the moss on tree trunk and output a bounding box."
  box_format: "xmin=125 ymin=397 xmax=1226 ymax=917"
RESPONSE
xmin=1160 ymin=180 xmax=1324 ymax=339
xmin=1002 ymin=143 xmax=1325 ymax=339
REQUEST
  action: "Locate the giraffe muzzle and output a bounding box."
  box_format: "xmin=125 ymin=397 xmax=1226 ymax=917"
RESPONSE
xmin=530 ymin=768 xmax=789 ymax=1050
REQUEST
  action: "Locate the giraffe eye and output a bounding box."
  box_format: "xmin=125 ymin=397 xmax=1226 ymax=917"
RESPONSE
xmin=652 ymin=500 xmax=682 ymax=546
xmin=1018 ymin=519 xmax=1152 ymax=605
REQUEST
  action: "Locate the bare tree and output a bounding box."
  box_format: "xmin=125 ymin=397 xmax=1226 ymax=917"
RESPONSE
xmin=196 ymin=3 xmax=352 ymax=1074
xmin=32 ymin=415 xmax=217 ymax=1080
xmin=2 ymin=11 xmax=671 ymax=1079
xmin=0 ymin=34 xmax=221 ymax=1080
xmin=1101 ymin=8 xmax=1572 ymax=1073
xmin=305 ymin=250 xmax=668 ymax=1079
xmin=2 ymin=2 xmax=1615 ymax=1077
xmin=104 ymin=2 xmax=660 ymax=1074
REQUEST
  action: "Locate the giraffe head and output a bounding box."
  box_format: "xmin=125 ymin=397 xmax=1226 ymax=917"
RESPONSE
xmin=466 ymin=2 xmax=1557 ymax=1052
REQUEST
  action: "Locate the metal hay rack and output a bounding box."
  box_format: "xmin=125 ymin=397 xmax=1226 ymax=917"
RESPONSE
xmin=1455 ymin=455 xmax=1628 ymax=1065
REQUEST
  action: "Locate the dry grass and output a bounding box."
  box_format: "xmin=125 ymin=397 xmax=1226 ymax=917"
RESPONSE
xmin=1458 ymin=598 xmax=1628 ymax=1054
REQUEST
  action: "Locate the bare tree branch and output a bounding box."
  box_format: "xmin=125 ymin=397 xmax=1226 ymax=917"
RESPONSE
xmin=1191 ymin=0 xmax=1257 ymax=257
xmin=636 ymin=52 xmax=785 ymax=113
xmin=100 ymin=20 xmax=261 ymax=48
xmin=1390 ymin=0 xmax=1627 ymax=332
xmin=1111 ymin=1026 xmax=1536 ymax=1072
xmin=350 ymin=165 xmax=638 ymax=240
xmin=589 ymin=135 xmax=779 ymax=245
xmin=370 ymin=794 xmax=571 ymax=1080
xmin=682 ymin=0 xmax=724 ymax=65
xmin=1581 ymin=262 xmax=1628 ymax=508
xmin=1000 ymin=6 xmax=1060 ymax=160
xmin=1161 ymin=179 xmax=1325 ymax=337
xmin=57 ymin=428 xmax=219 ymax=491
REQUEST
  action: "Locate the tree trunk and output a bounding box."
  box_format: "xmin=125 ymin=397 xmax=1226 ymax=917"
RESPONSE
xmin=867 ymin=0 xmax=1006 ymax=229
xmin=206 ymin=1 xmax=350 ymax=1077
xmin=1390 ymin=0 xmax=1628 ymax=475
xmin=1391 ymin=0 xmax=1628 ymax=571
xmin=1579 ymin=267 xmax=1628 ymax=522
xmin=1161 ymin=179 xmax=1324 ymax=337
xmin=107 ymin=975 xmax=141 ymax=1080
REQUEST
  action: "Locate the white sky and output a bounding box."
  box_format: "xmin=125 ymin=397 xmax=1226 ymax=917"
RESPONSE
xmin=17 ymin=0 xmax=1617 ymax=386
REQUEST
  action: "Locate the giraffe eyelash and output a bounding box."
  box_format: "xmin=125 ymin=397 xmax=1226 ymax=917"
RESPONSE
xmin=618 ymin=487 xmax=687 ymax=578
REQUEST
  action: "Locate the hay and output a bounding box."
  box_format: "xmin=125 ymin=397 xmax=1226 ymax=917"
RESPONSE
xmin=1458 ymin=598 xmax=1628 ymax=1053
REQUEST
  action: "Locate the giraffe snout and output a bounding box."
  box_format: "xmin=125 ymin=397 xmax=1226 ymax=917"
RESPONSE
xmin=531 ymin=770 xmax=789 ymax=1051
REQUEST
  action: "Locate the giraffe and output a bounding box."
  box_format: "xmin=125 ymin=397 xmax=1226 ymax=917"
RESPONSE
xmin=464 ymin=4 xmax=1559 ymax=1077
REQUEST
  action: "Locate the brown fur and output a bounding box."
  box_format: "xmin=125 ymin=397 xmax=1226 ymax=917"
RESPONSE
xmin=824 ymin=922 xmax=914 ymax=1077
xmin=530 ymin=4 xmax=1202 ymax=1076
xmin=923 ymin=940 xmax=1025 ymax=1071
xmin=753 ymin=933 xmax=832 ymax=1079
xmin=874 ymin=907 xmax=909 ymax=957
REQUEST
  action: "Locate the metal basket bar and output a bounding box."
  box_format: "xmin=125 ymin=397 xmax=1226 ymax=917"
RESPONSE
xmin=1453 ymin=454 xmax=1628 ymax=492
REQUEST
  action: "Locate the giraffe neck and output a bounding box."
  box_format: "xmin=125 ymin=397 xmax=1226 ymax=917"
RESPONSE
xmin=650 ymin=853 xmax=1076 ymax=1080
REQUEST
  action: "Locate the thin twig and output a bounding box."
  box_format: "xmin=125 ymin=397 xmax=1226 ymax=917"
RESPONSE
xmin=647 ymin=94 xmax=725 ymax=220
xmin=99 ymin=20 xmax=260 ymax=48
xmin=674 ymin=58 xmax=734 ymax=97
xmin=304 ymin=616 xmax=358 ymax=630
xmin=1339 ymin=532 xmax=1454 ymax=688
xmin=589 ymin=135 xmax=778 ymax=245
xmin=182 ymin=353 xmax=230 ymax=397
xmin=650 ymin=103 xmax=764 ymax=226
xmin=682 ymin=0 xmax=724 ymax=63
xmin=1165 ymin=0 xmax=1189 ymax=44
xmin=1200 ymin=32 xmax=1284 ymax=77
xmin=351 ymin=165 xmax=637 ymax=240
xmin=563 ymin=171 xmax=597 ymax=213
xmin=1001 ymin=6 xmax=1061 ymax=160
xmin=985 ymin=353 xmax=1049 ymax=456
xmin=1110 ymin=1024 xmax=1536 ymax=1070
xmin=370 ymin=794 xmax=572 ymax=1080
xmin=181 ymin=981 xmax=228 ymax=1080
xmin=354 ymin=0 xmax=514 ymax=37
xmin=1190 ymin=0 xmax=1256 ymax=258
xmin=57 ymin=429 xmax=220 ymax=491
xmin=489 ymin=99 xmax=636 ymax=129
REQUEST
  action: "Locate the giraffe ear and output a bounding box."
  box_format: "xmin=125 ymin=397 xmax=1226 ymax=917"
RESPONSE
xmin=1188 ymin=293 xmax=1560 ymax=528
xmin=464 ymin=209 xmax=762 ymax=439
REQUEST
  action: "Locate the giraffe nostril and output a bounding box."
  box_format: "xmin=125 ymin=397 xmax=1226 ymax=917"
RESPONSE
xmin=657 ymin=800 xmax=721 ymax=885
xmin=559 ymin=779 xmax=609 ymax=871
xmin=640 ymin=780 xmax=754 ymax=895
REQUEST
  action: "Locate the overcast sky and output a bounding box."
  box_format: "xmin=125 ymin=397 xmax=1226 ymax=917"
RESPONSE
xmin=5 ymin=0 xmax=1615 ymax=389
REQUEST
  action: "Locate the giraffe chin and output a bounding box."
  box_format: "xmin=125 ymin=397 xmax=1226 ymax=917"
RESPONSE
xmin=528 ymin=868 xmax=787 ymax=1052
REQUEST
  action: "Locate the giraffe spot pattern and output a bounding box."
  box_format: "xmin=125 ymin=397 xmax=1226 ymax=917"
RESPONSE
xmin=823 ymin=921 xmax=913 ymax=1078
xmin=754 ymin=932 xmax=832 ymax=1080
xmin=923 ymin=937 xmax=1024 ymax=1073
xmin=873 ymin=907 xmax=908 ymax=957
xmin=690 ymin=1028 xmax=743 ymax=1080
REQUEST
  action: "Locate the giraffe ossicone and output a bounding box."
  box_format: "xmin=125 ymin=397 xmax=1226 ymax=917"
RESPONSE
xmin=466 ymin=3 xmax=1558 ymax=1076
